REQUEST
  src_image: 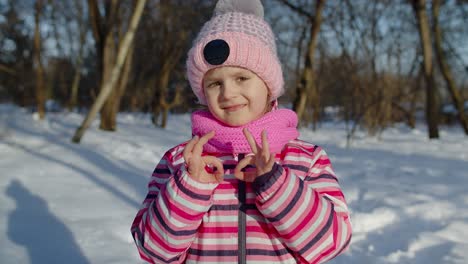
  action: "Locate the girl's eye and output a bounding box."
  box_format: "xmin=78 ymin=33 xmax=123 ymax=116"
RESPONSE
xmin=207 ymin=81 xmax=221 ymax=88
xmin=237 ymin=76 xmax=249 ymax=82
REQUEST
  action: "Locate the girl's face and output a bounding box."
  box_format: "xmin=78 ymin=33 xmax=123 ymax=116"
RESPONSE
xmin=203 ymin=66 xmax=270 ymax=126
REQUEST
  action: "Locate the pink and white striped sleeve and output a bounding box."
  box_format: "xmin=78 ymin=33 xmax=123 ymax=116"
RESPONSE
xmin=252 ymin=144 xmax=352 ymax=264
xmin=131 ymin=147 xmax=218 ymax=263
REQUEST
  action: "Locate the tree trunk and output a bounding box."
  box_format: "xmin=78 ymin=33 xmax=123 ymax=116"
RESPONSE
xmin=99 ymin=1 xmax=136 ymax=131
xmin=149 ymin=0 xmax=186 ymax=128
xmin=432 ymin=0 xmax=468 ymax=135
xmin=72 ymin=0 xmax=147 ymax=143
xmin=69 ymin=57 xmax=83 ymax=110
xmin=68 ymin=0 xmax=86 ymax=110
xmin=34 ymin=0 xmax=46 ymax=120
xmin=88 ymin=0 xmax=104 ymax=75
xmin=117 ymin=43 xmax=134 ymax=108
xmin=160 ymin=86 xmax=182 ymax=128
xmin=109 ymin=42 xmax=134 ymax=127
xmin=292 ymin=0 xmax=325 ymax=126
xmin=87 ymin=0 xmax=105 ymax=102
xmin=412 ymin=0 xmax=439 ymax=139
xmin=153 ymin=61 xmax=182 ymax=128
xmin=100 ymin=29 xmax=117 ymax=131
xmin=408 ymin=85 xmax=419 ymax=129
xmin=99 ymin=0 xmax=120 ymax=131
xmin=392 ymin=102 xmax=416 ymax=128
xmin=152 ymin=60 xmax=175 ymax=128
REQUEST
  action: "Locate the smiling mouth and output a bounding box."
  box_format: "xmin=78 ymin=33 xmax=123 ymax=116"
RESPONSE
xmin=223 ymin=104 xmax=245 ymax=112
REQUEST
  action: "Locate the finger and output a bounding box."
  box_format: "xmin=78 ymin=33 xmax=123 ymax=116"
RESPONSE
xmin=235 ymin=169 xmax=256 ymax=182
xmin=235 ymin=155 xmax=255 ymax=174
xmin=184 ymin=135 xmax=199 ymax=154
xmin=203 ymin=156 xmax=225 ymax=182
xmin=234 ymin=155 xmax=255 ymax=180
xmin=256 ymin=155 xmax=276 ymax=176
xmin=202 ymin=156 xmax=224 ymax=172
xmin=261 ymin=130 xmax=270 ymax=159
xmin=256 ymin=153 xmax=276 ymax=176
xmin=243 ymin=128 xmax=258 ymax=154
xmin=267 ymin=153 xmax=276 ymax=168
xmin=193 ymin=131 xmax=215 ymax=157
xmin=234 ymin=170 xmax=244 ymax=181
xmin=183 ymin=135 xmax=199 ymax=161
xmin=243 ymin=171 xmax=257 ymax=183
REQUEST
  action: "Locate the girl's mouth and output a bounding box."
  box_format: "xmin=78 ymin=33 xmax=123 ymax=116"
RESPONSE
xmin=223 ymin=104 xmax=245 ymax=112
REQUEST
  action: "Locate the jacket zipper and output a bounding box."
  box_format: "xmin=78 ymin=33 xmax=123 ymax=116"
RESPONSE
xmin=238 ymin=153 xmax=247 ymax=264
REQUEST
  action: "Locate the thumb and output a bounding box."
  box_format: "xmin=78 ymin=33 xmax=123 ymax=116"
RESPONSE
xmin=202 ymin=156 xmax=225 ymax=182
xmin=234 ymin=155 xmax=255 ymax=181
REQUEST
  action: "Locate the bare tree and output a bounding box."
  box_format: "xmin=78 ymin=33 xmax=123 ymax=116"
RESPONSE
xmin=94 ymin=0 xmax=120 ymax=131
xmin=85 ymin=0 xmax=132 ymax=131
xmin=411 ymin=0 xmax=440 ymax=138
xmin=33 ymin=0 xmax=46 ymax=120
xmin=72 ymin=0 xmax=147 ymax=143
xmin=150 ymin=0 xmax=186 ymax=128
xmin=278 ymin=0 xmax=326 ymax=128
xmin=319 ymin=1 xmax=423 ymax=145
xmin=0 ymin=1 xmax=35 ymax=106
xmin=68 ymin=0 xmax=88 ymax=110
xmin=432 ymin=0 xmax=468 ymax=135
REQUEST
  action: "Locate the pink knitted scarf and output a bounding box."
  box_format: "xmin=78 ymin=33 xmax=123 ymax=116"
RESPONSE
xmin=191 ymin=109 xmax=299 ymax=154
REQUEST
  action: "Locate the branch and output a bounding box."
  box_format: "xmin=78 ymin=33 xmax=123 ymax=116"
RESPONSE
xmin=87 ymin=0 xmax=103 ymax=44
xmin=277 ymin=0 xmax=313 ymax=21
xmin=72 ymin=0 xmax=148 ymax=143
xmin=160 ymin=85 xmax=183 ymax=109
xmin=0 ymin=64 xmax=16 ymax=76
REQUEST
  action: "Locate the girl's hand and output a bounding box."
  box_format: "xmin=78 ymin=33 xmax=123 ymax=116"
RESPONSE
xmin=183 ymin=131 xmax=224 ymax=183
xmin=234 ymin=128 xmax=276 ymax=182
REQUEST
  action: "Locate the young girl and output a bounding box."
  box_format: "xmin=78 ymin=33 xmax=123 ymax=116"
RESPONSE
xmin=131 ymin=0 xmax=352 ymax=263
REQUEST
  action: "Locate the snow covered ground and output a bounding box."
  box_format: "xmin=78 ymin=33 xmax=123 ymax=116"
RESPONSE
xmin=1 ymin=103 xmax=468 ymax=264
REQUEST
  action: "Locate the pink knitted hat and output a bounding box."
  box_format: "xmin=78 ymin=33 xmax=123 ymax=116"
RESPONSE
xmin=186 ymin=0 xmax=284 ymax=105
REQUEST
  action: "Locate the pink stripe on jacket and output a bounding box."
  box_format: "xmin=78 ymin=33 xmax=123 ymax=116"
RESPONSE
xmin=131 ymin=139 xmax=352 ymax=263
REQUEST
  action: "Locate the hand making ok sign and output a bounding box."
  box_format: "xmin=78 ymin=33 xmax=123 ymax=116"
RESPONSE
xmin=183 ymin=131 xmax=224 ymax=183
xmin=234 ymin=128 xmax=276 ymax=182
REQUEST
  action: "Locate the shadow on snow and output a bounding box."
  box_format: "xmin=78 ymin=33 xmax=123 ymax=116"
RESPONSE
xmin=6 ymin=180 xmax=91 ymax=264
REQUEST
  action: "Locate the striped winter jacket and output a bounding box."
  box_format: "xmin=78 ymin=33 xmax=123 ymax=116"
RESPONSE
xmin=131 ymin=139 xmax=352 ymax=263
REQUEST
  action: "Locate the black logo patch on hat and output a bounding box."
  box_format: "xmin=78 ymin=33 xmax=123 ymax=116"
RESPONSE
xmin=203 ymin=39 xmax=230 ymax=65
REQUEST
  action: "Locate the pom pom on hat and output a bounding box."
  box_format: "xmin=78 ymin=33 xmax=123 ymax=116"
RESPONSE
xmin=214 ymin=0 xmax=264 ymax=18
xmin=186 ymin=0 xmax=284 ymax=105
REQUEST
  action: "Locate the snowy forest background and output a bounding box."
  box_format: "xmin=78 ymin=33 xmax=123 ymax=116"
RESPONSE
xmin=1 ymin=0 xmax=468 ymax=263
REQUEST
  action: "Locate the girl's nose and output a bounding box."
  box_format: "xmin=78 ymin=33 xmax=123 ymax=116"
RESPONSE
xmin=220 ymin=82 xmax=237 ymax=100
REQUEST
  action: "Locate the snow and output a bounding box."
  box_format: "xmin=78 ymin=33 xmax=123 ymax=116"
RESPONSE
xmin=1 ymin=103 xmax=468 ymax=264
